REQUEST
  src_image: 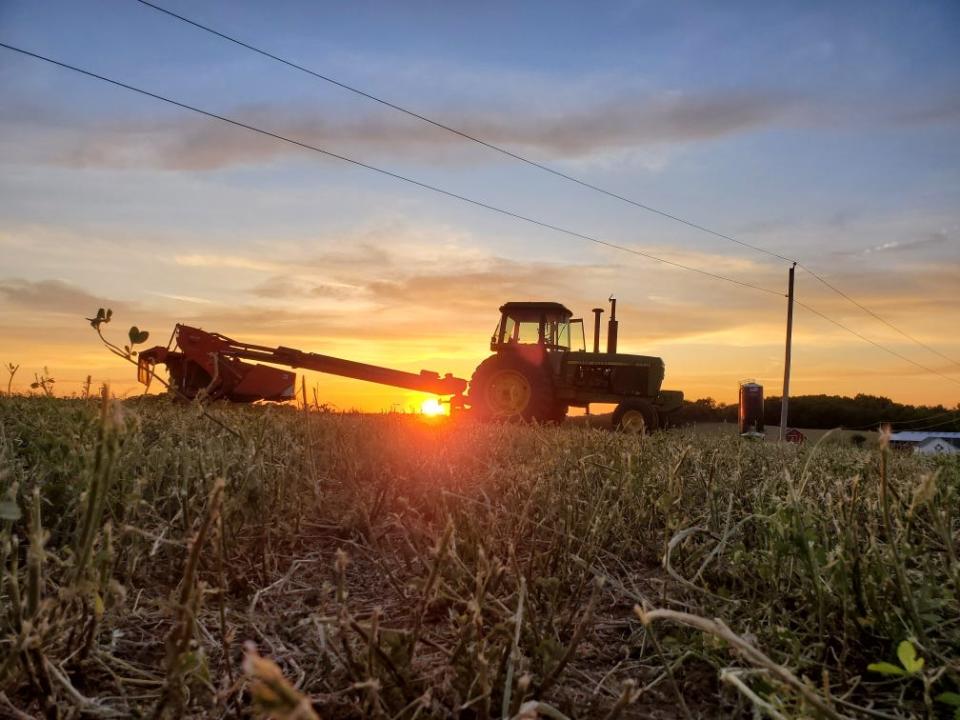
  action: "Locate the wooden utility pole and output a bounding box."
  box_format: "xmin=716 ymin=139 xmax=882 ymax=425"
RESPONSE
xmin=779 ymin=263 xmax=796 ymax=441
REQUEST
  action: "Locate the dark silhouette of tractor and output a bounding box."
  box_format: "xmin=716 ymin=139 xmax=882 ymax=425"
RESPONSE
xmin=467 ymin=300 xmax=682 ymax=431
xmin=136 ymin=297 xmax=682 ymax=432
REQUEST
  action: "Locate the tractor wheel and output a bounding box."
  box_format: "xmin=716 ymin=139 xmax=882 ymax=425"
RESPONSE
xmin=613 ymin=399 xmax=659 ymax=434
xmin=658 ymin=409 xmax=677 ymax=429
xmin=469 ymin=355 xmax=556 ymax=422
xmin=548 ymin=403 xmax=569 ymax=424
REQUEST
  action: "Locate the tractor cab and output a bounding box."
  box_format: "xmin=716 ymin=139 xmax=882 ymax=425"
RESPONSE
xmin=491 ymin=302 xmax=585 ymax=352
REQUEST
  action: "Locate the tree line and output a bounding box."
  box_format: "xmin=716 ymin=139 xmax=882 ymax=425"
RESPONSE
xmin=672 ymin=393 xmax=960 ymax=431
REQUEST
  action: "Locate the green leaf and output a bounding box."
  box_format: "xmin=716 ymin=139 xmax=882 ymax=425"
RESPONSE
xmin=128 ymin=327 xmax=149 ymax=345
xmin=96 ymin=308 xmax=105 ymax=320
xmin=867 ymin=662 xmax=905 ymax=676
xmin=0 ymin=500 xmax=21 ymax=521
xmin=937 ymin=692 xmax=960 ymax=707
xmin=897 ymin=640 xmax=924 ymax=674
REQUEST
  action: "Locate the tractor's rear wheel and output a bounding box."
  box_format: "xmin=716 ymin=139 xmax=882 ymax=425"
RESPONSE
xmin=613 ymin=399 xmax=659 ymax=434
xmin=548 ymin=403 xmax=569 ymax=424
xmin=469 ymin=355 xmax=557 ymax=422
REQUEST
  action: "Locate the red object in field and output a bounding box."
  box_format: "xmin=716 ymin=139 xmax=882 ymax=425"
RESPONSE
xmin=137 ymin=324 xmax=467 ymax=403
xmin=784 ymin=428 xmax=806 ymax=444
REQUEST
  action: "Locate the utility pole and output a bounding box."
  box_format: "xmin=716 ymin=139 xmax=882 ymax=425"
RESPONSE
xmin=779 ymin=262 xmax=796 ymax=441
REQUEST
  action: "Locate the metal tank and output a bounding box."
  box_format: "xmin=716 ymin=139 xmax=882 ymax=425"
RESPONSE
xmin=739 ymin=381 xmax=764 ymax=435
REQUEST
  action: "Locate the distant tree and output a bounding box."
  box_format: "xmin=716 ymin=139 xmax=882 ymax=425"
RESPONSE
xmin=746 ymin=393 xmax=958 ymax=431
xmin=631 ymin=392 xmax=958 ymax=432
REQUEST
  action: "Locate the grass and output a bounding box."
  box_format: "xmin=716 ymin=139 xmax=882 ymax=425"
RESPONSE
xmin=0 ymin=392 xmax=957 ymax=718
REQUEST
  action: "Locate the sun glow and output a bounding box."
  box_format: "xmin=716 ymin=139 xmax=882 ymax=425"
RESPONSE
xmin=420 ymin=397 xmax=447 ymax=416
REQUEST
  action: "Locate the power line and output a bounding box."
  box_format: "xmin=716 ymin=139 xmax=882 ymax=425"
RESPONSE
xmin=132 ymin=0 xmax=799 ymax=266
xmin=906 ymin=416 xmax=960 ymax=431
xmin=132 ymin=0 xmax=960 ymax=375
xmin=794 ymin=300 xmax=960 ymax=387
xmin=798 ymin=263 xmax=960 ymax=371
xmin=0 ymin=40 xmax=784 ymax=299
xmin=881 ymin=408 xmax=960 ymax=425
xmin=846 ymin=407 xmax=960 ymax=431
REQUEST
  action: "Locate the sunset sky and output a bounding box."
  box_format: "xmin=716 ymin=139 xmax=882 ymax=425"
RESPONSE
xmin=2 ymin=0 xmax=958 ymax=410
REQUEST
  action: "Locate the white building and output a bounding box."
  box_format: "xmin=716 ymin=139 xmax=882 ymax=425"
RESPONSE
xmin=888 ymin=431 xmax=960 ymax=455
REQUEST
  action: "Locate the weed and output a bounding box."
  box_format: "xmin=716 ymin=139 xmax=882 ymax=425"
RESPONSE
xmin=4 ymin=364 xmax=18 ymax=396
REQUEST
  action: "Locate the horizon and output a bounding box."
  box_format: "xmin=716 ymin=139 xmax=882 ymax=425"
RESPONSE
xmin=2 ymin=0 xmax=959 ymax=410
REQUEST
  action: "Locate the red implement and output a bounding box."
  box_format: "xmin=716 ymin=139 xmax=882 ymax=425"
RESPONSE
xmin=138 ymin=324 xmax=467 ymax=403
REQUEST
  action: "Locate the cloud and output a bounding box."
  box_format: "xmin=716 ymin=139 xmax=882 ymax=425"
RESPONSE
xmin=892 ymin=97 xmax=960 ymax=126
xmin=177 ymin=241 xmax=398 ymax=277
xmin=1 ymin=88 xmax=801 ymax=171
xmin=146 ymin=292 xmax=214 ymax=305
xmin=804 ymin=261 xmax=960 ymax=311
xmin=364 ymin=260 xmax=589 ymax=310
xmin=246 ymin=255 xmax=607 ymax=310
xmin=425 ymin=89 xmax=796 ymax=158
xmin=250 ymin=275 xmax=359 ymax=300
xmin=832 ymin=231 xmax=950 ymax=257
xmin=0 ymin=278 xmax=126 ymax=315
xmin=229 ymin=245 xmax=784 ymax=348
xmin=174 ymin=253 xmax=288 ymax=273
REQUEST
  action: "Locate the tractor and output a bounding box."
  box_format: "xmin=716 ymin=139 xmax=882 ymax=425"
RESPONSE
xmin=467 ymin=299 xmax=682 ymax=431
xmin=135 ymin=297 xmax=682 ymax=432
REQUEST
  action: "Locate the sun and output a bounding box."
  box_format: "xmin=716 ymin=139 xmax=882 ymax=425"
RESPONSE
xmin=420 ymin=397 xmax=447 ymax=416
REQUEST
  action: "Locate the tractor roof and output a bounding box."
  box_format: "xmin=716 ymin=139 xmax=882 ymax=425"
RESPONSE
xmin=499 ymin=301 xmax=573 ymax=318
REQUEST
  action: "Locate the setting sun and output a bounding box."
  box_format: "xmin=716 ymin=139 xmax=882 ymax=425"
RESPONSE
xmin=420 ymin=397 xmax=447 ymax=416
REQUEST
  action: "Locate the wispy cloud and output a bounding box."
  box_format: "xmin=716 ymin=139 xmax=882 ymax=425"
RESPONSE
xmin=250 ymin=276 xmax=360 ymax=300
xmin=833 ymin=231 xmax=950 ymax=257
xmin=0 ymin=278 xmax=125 ymax=315
xmin=173 ymin=254 xmax=288 ymax=273
xmin=146 ymin=291 xmax=214 ymax=305
xmin=892 ymin=96 xmax=960 ymax=126
xmin=1 ymin=88 xmax=801 ymax=171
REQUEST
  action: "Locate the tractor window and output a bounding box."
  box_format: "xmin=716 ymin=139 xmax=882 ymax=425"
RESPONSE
xmin=552 ymin=320 xmax=569 ymax=349
xmin=500 ymin=316 xmax=544 ymax=344
xmin=498 ymin=310 xmax=574 ymax=347
xmin=569 ymin=319 xmax=585 ymax=352
xmin=515 ymin=320 xmax=542 ymax=344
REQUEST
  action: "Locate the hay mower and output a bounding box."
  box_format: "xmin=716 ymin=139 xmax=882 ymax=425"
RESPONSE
xmin=137 ymin=298 xmax=682 ymax=431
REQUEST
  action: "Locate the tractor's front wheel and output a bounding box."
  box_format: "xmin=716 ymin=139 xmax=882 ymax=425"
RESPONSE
xmin=468 ymin=355 xmax=557 ymax=422
xmin=613 ymin=399 xmax=659 ymax=434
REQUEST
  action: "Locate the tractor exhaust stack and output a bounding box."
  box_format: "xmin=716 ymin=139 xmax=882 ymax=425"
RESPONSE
xmin=607 ymin=296 xmax=619 ymax=354
xmin=591 ymin=307 xmax=604 ymax=353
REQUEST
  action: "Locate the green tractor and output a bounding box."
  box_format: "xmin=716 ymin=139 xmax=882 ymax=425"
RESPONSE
xmin=466 ymin=299 xmax=683 ymax=432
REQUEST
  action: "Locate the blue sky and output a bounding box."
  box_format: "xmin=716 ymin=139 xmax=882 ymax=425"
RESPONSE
xmin=1 ymin=0 xmax=958 ymax=407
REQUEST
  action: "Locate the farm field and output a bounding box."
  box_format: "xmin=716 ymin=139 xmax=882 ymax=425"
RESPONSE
xmin=571 ymin=415 xmax=881 ymax=446
xmin=1 ymin=394 xmax=958 ymax=719
xmin=686 ymin=423 xmax=881 ymax=446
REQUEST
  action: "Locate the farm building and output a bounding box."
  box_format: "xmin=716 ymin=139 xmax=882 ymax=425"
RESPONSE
xmin=888 ymin=431 xmax=960 ymax=455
